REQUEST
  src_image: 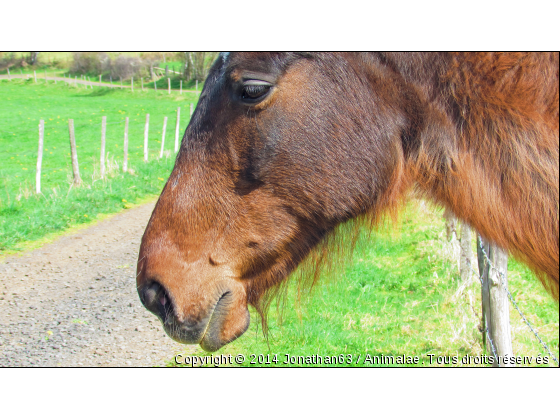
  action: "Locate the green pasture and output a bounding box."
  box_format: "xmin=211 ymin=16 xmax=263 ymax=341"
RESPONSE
xmin=0 ymin=77 xmax=199 ymax=252
xmin=172 ymin=202 xmax=559 ymax=367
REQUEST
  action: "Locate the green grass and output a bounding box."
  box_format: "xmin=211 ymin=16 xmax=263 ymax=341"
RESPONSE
xmin=170 ymin=201 xmax=559 ymax=367
xmin=0 ymin=77 xmax=200 ymax=252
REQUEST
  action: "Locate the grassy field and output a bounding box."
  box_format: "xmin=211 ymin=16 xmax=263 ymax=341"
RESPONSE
xmin=0 ymin=77 xmax=199 ymax=252
xmin=171 ymin=201 xmax=559 ymax=367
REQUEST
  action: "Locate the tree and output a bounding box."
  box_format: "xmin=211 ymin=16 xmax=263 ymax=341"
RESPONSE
xmin=140 ymin=53 xmax=161 ymax=80
xmin=28 ymin=52 xmax=39 ymax=65
xmin=183 ymin=52 xmax=219 ymax=81
xmin=183 ymin=52 xmax=194 ymax=80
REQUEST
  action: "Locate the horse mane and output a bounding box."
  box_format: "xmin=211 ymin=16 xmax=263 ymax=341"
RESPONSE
xmin=250 ymin=52 xmax=559 ymax=335
xmin=422 ymin=52 xmax=559 ymax=298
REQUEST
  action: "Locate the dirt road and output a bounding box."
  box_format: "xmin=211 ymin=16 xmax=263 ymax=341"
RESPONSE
xmin=0 ymin=202 xmax=195 ymax=367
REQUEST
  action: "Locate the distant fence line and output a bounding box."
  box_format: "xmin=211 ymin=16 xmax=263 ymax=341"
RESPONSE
xmin=32 ymin=108 xmax=189 ymax=194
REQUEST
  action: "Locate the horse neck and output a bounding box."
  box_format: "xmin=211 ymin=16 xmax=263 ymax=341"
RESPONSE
xmin=385 ymin=52 xmax=559 ymax=293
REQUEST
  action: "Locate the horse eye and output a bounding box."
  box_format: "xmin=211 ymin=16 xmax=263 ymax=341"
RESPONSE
xmin=240 ymin=81 xmax=272 ymax=103
xmin=243 ymin=85 xmax=269 ymax=99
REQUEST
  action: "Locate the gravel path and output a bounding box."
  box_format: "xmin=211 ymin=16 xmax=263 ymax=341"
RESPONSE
xmin=0 ymin=202 xmax=195 ymax=367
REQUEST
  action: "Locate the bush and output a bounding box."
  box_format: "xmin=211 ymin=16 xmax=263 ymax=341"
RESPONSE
xmin=70 ymin=52 xmax=110 ymax=75
xmin=110 ymin=55 xmax=145 ymax=80
xmin=0 ymin=52 xmax=18 ymax=71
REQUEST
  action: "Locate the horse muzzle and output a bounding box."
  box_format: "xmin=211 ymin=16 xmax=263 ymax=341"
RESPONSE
xmin=139 ymin=280 xmax=250 ymax=352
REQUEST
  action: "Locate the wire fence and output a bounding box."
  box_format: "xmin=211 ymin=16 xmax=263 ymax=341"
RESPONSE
xmin=477 ymin=236 xmax=558 ymax=365
xmin=464 ymin=234 xmax=559 ymax=366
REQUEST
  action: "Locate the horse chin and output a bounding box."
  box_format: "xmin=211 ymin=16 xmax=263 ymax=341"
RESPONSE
xmin=199 ymin=306 xmax=250 ymax=352
xmin=161 ymin=290 xmax=251 ymax=352
xmin=200 ymin=294 xmax=251 ymax=352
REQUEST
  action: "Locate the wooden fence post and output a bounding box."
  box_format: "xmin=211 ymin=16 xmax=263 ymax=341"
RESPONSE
xmin=123 ymin=117 xmax=129 ymax=172
xmin=477 ymin=237 xmax=514 ymax=366
xmin=120 ymin=76 xmax=123 ymax=89
xmin=175 ymin=107 xmax=180 ymax=153
xmin=75 ymin=76 xmax=77 ymax=86
xmin=100 ymin=116 xmax=106 ymax=178
xmin=144 ymin=114 xmax=149 ymax=162
xmin=190 ymin=103 xmax=193 ymax=117
xmin=36 ymin=120 xmax=44 ymax=194
xmin=131 ymin=77 xmax=134 ymax=92
xmin=460 ymin=222 xmax=473 ymax=284
xmin=68 ymin=119 xmax=82 ymax=186
xmin=168 ymin=78 xmax=171 ymax=94
xmin=34 ymin=70 xmax=37 ymax=83
xmin=7 ymin=67 xmax=10 ymax=81
xmin=99 ymin=75 xmax=101 ymax=84
xmin=196 ymin=80 xmax=198 ymax=91
xmin=478 ymin=237 xmax=490 ymax=353
xmin=154 ymin=80 xmax=157 ymax=92
xmin=141 ymin=78 xmax=144 ymax=91
xmin=444 ymin=208 xmax=457 ymax=241
xmin=160 ymin=117 xmax=168 ymax=158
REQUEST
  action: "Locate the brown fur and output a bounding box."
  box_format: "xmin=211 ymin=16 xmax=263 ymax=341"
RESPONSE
xmin=137 ymin=52 xmax=559 ymax=350
xmin=403 ymin=52 xmax=559 ymax=298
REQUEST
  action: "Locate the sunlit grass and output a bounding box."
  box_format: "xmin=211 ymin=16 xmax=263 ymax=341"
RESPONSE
xmin=0 ymin=78 xmax=199 ymax=252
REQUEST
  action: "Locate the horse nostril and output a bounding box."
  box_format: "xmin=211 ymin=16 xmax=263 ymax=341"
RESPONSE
xmin=141 ymin=282 xmax=171 ymax=321
xmin=143 ymin=283 xmax=161 ymax=307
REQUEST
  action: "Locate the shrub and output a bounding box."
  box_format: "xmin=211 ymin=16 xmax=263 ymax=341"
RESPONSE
xmin=0 ymin=52 xmax=19 ymax=71
xmin=110 ymin=55 xmax=144 ymax=80
xmin=70 ymin=52 xmax=111 ymax=75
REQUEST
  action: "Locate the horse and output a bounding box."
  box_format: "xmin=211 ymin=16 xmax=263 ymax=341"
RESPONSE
xmin=137 ymin=52 xmax=559 ymax=352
